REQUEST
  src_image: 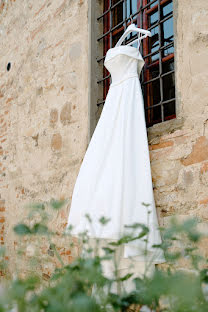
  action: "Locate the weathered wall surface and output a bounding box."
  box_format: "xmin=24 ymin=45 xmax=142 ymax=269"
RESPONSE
xmin=0 ymin=0 xmax=208 ymax=277
xmin=0 ymin=0 xmax=89 ymax=276
xmin=147 ymin=0 xmax=208 ymax=266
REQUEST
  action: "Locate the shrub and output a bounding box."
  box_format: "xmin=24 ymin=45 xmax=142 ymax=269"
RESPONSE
xmin=0 ymin=199 xmax=207 ymax=312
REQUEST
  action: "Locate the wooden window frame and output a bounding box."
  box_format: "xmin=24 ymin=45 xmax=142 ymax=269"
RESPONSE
xmin=97 ymin=0 xmax=175 ymax=127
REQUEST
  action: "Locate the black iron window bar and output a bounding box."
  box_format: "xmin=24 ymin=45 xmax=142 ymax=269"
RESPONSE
xmin=96 ymin=0 xmax=175 ymax=125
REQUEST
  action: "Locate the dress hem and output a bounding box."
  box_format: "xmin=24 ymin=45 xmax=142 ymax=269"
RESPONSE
xmin=64 ymin=229 xmax=166 ymax=264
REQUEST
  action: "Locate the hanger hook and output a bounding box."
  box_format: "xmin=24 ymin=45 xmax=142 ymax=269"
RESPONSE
xmin=130 ymin=14 xmax=133 ymax=24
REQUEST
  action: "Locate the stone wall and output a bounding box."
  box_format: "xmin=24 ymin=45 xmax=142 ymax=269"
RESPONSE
xmin=147 ymin=0 xmax=208 ymax=265
xmin=0 ymin=0 xmax=89 ymax=276
xmin=0 ymin=0 xmax=208 ymax=277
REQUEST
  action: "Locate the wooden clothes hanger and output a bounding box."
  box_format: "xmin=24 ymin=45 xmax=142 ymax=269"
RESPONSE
xmin=115 ymin=16 xmax=151 ymax=48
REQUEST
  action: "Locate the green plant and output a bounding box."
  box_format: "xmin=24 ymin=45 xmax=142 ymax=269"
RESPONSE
xmin=0 ymin=199 xmax=207 ymax=312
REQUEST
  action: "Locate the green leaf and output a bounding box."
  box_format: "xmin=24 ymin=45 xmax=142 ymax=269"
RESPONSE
xmin=188 ymin=231 xmax=201 ymax=242
xmin=184 ymin=247 xmax=198 ymax=253
xmin=117 ymin=273 xmax=134 ymax=282
xmin=99 ymin=216 xmax=111 ymax=225
xmin=109 ymin=235 xmax=134 ymax=246
xmin=13 ymin=224 xmax=31 ymax=235
xmin=27 ymin=202 xmax=45 ymax=210
xmin=32 ymin=223 xmax=49 ymax=234
xmin=49 ymin=199 xmax=67 ymax=210
xmin=124 ymin=223 xmax=149 ymax=232
xmin=85 ymin=213 xmax=92 ymax=223
xmin=102 ymin=247 xmax=115 ymax=254
xmin=200 ymin=269 xmax=208 ymax=283
xmin=0 ymin=246 xmax=6 ymax=257
xmin=141 ymin=202 xmax=151 ymax=207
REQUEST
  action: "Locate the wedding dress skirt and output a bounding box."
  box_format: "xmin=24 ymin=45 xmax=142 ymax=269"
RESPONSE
xmin=81 ymin=237 xmax=156 ymax=295
xmin=66 ymin=45 xmax=166 ymax=265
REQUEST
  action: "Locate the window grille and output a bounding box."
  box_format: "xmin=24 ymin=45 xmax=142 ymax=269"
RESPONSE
xmin=97 ymin=0 xmax=175 ymax=127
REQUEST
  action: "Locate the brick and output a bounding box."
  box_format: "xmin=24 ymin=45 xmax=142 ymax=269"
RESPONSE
xmin=6 ymin=98 xmax=13 ymax=104
xmin=149 ymin=140 xmax=174 ymax=150
xmin=68 ymin=256 xmax=73 ymax=263
xmin=200 ymin=162 xmax=208 ymax=173
xmin=201 ymin=208 xmax=208 ymax=220
xmin=60 ymin=102 xmax=71 ymax=125
xmin=50 ymin=109 xmax=58 ymax=126
xmin=1 ymin=122 xmax=6 ymax=128
xmin=160 ymin=129 xmax=190 ymax=141
xmin=174 ymin=135 xmax=190 ymax=145
xmin=149 ymin=146 xmax=174 ymax=161
xmin=181 ymin=136 xmax=208 ymax=166
xmin=200 ymin=162 xmax=208 ymax=186
xmin=199 ymin=198 xmax=208 ymax=205
xmin=51 ymin=133 xmax=62 ymax=151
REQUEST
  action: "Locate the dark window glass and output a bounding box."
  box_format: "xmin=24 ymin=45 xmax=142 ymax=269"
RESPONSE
xmin=162 ymin=18 xmax=174 ymax=47
xmin=164 ymin=102 xmax=175 ymax=120
xmin=144 ymin=63 xmax=160 ymax=105
xmin=149 ymin=26 xmax=159 ymax=62
xmin=145 ymin=106 xmax=162 ymax=126
xmin=162 ymin=58 xmax=174 ymax=74
xmin=162 ymin=1 xmax=173 ymax=18
xmin=163 ymin=74 xmax=175 ymax=101
xmin=112 ymin=0 xmax=124 ymax=28
xmin=148 ymin=10 xmax=158 ymax=27
xmin=147 ymin=0 xmax=159 ymax=9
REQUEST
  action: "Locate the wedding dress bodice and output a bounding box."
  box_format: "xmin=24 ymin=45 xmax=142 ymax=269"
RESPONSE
xmin=104 ymin=45 xmax=145 ymax=86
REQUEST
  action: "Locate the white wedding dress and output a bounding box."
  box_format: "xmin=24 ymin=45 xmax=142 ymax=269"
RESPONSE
xmin=66 ymin=29 xmax=166 ymax=272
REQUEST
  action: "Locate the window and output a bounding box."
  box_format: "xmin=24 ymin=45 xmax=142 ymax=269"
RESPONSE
xmin=97 ymin=0 xmax=175 ymax=128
